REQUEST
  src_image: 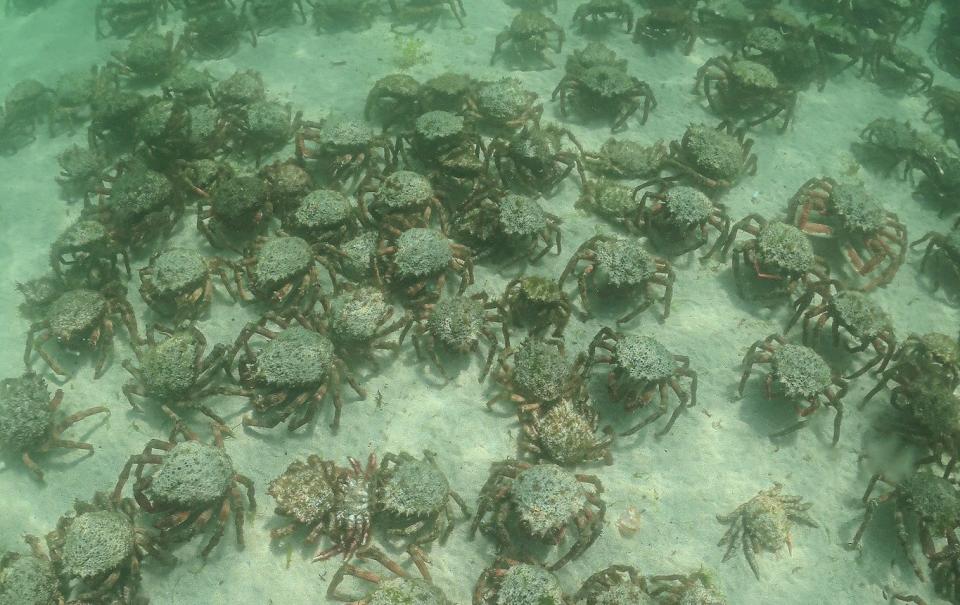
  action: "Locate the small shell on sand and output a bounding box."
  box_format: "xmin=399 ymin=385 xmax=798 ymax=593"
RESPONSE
xmin=617 ymin=506 xmax=642 ymax=538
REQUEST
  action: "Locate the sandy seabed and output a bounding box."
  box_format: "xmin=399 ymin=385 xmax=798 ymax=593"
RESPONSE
xmin=1 ymin=1 xmax=959 ymax=603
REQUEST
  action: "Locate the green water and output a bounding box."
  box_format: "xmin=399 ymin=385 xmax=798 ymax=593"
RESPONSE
xmin=0 ymin=1 xmax=958 ymax=603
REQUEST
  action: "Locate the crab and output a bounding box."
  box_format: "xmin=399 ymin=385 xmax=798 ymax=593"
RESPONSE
xmin=504 ymin=0 xmax=557 ymax=11
xmin=573 ymin=564 xmax=654 ymax=603
xmin=553 ymin=64 xmax=657 ymax=132
xmin=930 ymin=532 xmax=960 ymax=603
xmin=197 ymin=172 xmax=274 ymax=251
xmin=912 ymin=216 xmax=960 ymax=294
xmin=417 ymin=71 xmax=477 ymax=114
xmin=885 ymin=383 xmax=960 ymax=477
xmin=3 ymin=79 xmax=52 ymax=136
xmin=788 ymin=281 xmax=896 ymax=379
xmin=518 ymin=395 xmax=613 ymax=466
xmin=634 ymin=180 xmax=730 ymax=258
xmin=739 ymin=334 xmax=848 ymax=445
xmin=95 ymin=0 xmax=166 ymax=38
xmin=377 ymin=227 xmax=474 ymax=305
xmin=396 ymin=110 xmax=485 ymax=187
xmin=132 ymin=98 xmax=196 ymax=167
xmin=914 ymin=151 xmax=960 ymax=217
xmin=15 ymin=272 xmax=65 ymax=322
xmin=849 ymin=0 xmax=927 ymax=36
xmin=716 ymin=483 xmax=818 ymax=580
xmin=583 ymin=137 xmax=666 ymax=180
xmin=473 ymin=558 xmax=567 ymax=605
xmin=95 ymin=160 xmax=182 ymax=247
xmin=236 ymin=235 xmax=323 ymax=310
xmin=388 ymin=0 xmax=465 ymax=32
xmin=87 ymin=86 xmax=147 ymax=153
xmin=182 ymin=5 xmax=258 ymax=59
xmin=326 ymin=230 xmax=382 ymax=285
xmin=561 ymin=234 xmax=675 ymax=323
xmin=320 ymin=284 xmax=411 ymax=365
xmin=665 ymin=122 xmax=757 ymax=190
xmin=159 ymin=63 xmax=213 ymax=102
xmin=454 ymin=189 xmax=562 ymax=263
xmin=108 ymin=30 xmax=183 ymax=84
xmin=0 ymin=372 xmax=108 ymax=481
xmin=563 ymin=40 xmax=625 ymax=77
xmin=718 ymin=216 xmax=828 ymax=305
xmin=214 ymin=68 xmax=266 ymax=111
xmin=364 ymin=74 xmax=422 ymax=130
xmin=500 ymin=276 xmax=572 ymax=338
xmin=313 ymin=453 xmax=379 ymax=561
xmin=121 ymin=323 xmax=230 ymax=428
xmin=465 ymin=77 xmax=543 ymax=133
xmin=491 ymin=11 xmax=565 ymax=70
xmin=296 ymin=114 xmax=395 ymax=187
xmin=231 ymin=100 xmax=301 ymax=166
xmin=24 ymin=284 xmax=141 ymax=379
xmin=696 ymin=0 xmax=752 ymax=43
xmin=356 ymin=169 xmax=446 ymax=234
xmin=925 ymin=86 xmax=960 ymax=147
xmin=283 ymin=188 xmax=363 ymax=244
xmin=112 ymin=422 xmax=255 ymax=558
xmin=49 ymin=67 xmax=98 ymax=137
xmin=808 ymin=17 xmax=862 ymax=88
xmin=575 ymin=178 xmax=644 ymax=232
xmin=848 ymin=468 xmax=960 ymax=581
xmin=227 ymin=312 xmax=366 ymax=431
xmin=241 ymin=0 xmax=307 ymax=32
xmin=633 ymin=7 xmax=699 ymax=55
xmin=0 ymin=535 xmax=63 ymax=604
xmin=46 ymin=492 xmax=164 ymax=603
xmin=486 ymin=337 xmax=585 ymax=413
xmin=373 ymin=451 xmax=469 ymax=578
xmin=410 ymin=292 xmax=506 ymax=382
xmin=572 ymin=0 xmax=633 ymax=32
xmin=588 ymin=328 xmax=697 ymax=436
xmin=326 ymin=545 xmax=452 ymax=603
xmin=139 ymin=247 xmax=241 ymax=320
xmin=471 ymin=459 xmax=605 ymax=570
xmin=695 ymin=56 xmax=797 ymax=133
xmin=267 ymin=454 xmax=338 ymax=545
xmin=487 ymin=122 xmax=586 ymax=196
xmin=258 ymin=159 xmax=313 ymax=215
xmin=311 ymin=0 xmax=379 ymax=33
xmin=788 ymin=177 xmax=907 ymax=291
xmin=861 ymin=332 xmax=960 ymax=408
xmin=862 ymin=39 xmax=933 ymax=93
xmin=49 ymin=219 xmax=130 ymax=288
xmin=647 ymin=568 xmax=728 ymax=604
xmin=855 ymin=117 xmax=927 ymax=179
xmin=741 ymin=10 xmax=816 ymax=72
xmin=56 ymin=145 xmax=108 ymax=202
xmin=932 ymin=13 xmax=960 ymax=78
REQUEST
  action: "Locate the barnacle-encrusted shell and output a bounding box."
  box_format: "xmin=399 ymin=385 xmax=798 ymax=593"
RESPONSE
xmin=513 ymin=340 xmax=569 ymax=402
xmin=394 ymin=228 xmax=453 ymax=278
xmin=511 ymin=464 xmax=586 ymax=536
xmin=772 ymin=344 xmax=832 ymax=399
xmin=150 ymin=248 xmax=208 ymax=294
xmin=379 ymin=456 xmax=449 ymax=517
xmin=62 ymin=512 xmax=134 ymax=578
xmin=147 ymin=441 xmax=234 ymax=507
xmin=268 ymin=455 xmax=336 ymax=524
xmin=255 ymin=327 xmax=334 ymax=388
xmin=614 ymin=335 xmax=674 ymax=383
xmin=757 ymin=222 xmax=814 ymax=274
xmin=497 ymin=562 xmax=565 ymax=605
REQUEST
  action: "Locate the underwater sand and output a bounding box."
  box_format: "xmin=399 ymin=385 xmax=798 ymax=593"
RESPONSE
xmin=0 ymin=1 xmax=958 ymax=603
